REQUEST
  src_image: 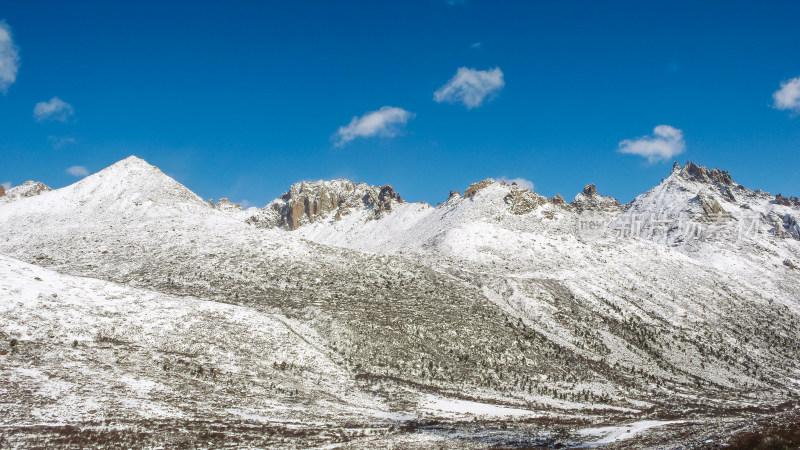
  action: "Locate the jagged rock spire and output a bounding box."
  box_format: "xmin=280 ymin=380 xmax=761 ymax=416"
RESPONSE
xmin=775 ymin=193 xmax=800 ymax=207
xmin=248 ymin=179 xmax=403 ymax=231
xmin=571 ymin=184 xmax=621 ymax=212
xmin=679 ymin=161 xmax=734 ymax=185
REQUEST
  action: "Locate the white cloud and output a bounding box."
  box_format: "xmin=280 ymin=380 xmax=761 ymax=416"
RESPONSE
xmin=434 ymin=67 xmax=504 ymax=109
xmin=773 ymin=76 xmax=800 ymax=113
xmin=49 ymin=135 xmax=77 ymax=149
xmin=334 ymin=106 xmax=414 ymax=146
xmin=617 ymin=125 xmax=686 ymax=163
xmin=66 ymin=165 xmax=89 ymax=177
xmin=34 ymin=97 xmax=75 ymax=122
xmin=499 ymin=177 xmax=534 ymax=191
xmin=1 ymin=181 xmax=11 ymax=190
xmin=0 ymin=21 xmax=20 ymax=94
xmin=470 ymin=42 xmax=482 ymax=50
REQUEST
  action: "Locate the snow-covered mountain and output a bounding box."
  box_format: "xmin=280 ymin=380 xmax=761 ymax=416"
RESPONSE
xmin=0 ymin=180 xmax=52 ymax=204
xmin=1 ymin=156 xmax=798 ymax=447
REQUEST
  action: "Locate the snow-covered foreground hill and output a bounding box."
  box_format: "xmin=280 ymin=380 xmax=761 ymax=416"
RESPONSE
xmin=1 ymin=156 xmax=799 ymax=448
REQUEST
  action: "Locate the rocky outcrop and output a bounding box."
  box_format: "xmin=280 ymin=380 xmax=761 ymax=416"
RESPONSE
xmin=678 ymin=161 xmax=734 ymax=186
xmin=721 ymin=186 xmax=736 ymax=203
xmin=464 ymin=179 xmax=495 ymax=198
xmin=550 ymin=194 xmax=566 ymax=205
xmin=213 ymin=198 xmax=243 ymax=212
xmin=248 ymin=179 xmax=403 ymax=230
xmin=377 ymin=186 xmax=401 ymax=212
xmin=695 ymin=193 xmax=729 ymax=221
xmin=0 ymin=185 xmax=5 ymax=197
xmin=503 ymin=185 xmax=547 ymax=215
xmin=0 ymin=181 xmax=52 ymax=204
xmin=784 ymin=214 xmax=800 ymax=240
xmin=571 ymin=184 xmax=621 ymax=212
xmin=775 ymin=194 xmax=800 ymax=207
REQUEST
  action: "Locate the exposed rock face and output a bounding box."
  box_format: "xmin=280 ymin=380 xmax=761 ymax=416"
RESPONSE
xmin=464 ymin=179 xmax=495 ymax=198
xmin=214 ymin=198 xmax=242 ymax=212
xmin=775 ymin=194 xmax=800 ymax=207
xmin=0 ymin=185 xmax=5 ymax=197
xmin=377 ymin=186 xmax=401 ymax=212
xmin=0 ymin=181 xmax=52 ymax=204
xmin=503 ymin=184 xmax=547 ymax=215
xmin=571 ymin=184 xmax=621 ymax=212
xmin=678 ymin=161 xmax=734 ymax=185
xmin=550 ymin=194 xmax=567 ymax=206
xmin=248 ymin=179 xmax=403 ymax=230
xmin=695 ymin=193 xmax=729 ymax=221
xmin=721 ymin=186 xmax=736 ymax=203
xmin=784 ymin=214 xmax=800 ymax=240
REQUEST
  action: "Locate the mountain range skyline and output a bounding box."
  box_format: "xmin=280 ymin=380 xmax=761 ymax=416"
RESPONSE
xmin=1 ymin=153 xmax=798 ymax=446
xmin=2 ymin=1 xmax=800 ymax=207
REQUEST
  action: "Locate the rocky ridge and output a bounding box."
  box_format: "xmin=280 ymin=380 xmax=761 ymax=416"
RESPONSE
xmin=246 ymin=179 xmax=403 ymax=230
xmin=570 ymin=184 xmax=622 ymax=212
xmin=0 ymin=181 xmax=52 ymax=204
xmin=209 ymin=198 xmax=243 ymax=212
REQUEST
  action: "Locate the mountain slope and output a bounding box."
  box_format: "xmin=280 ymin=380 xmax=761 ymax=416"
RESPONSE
xmin=1 ymin=156 xmax=799 ymax=447
xmin=0 ymin=254 xmax=413 ymax=447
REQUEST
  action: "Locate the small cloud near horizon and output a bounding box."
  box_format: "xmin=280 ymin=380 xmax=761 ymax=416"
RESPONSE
xmin=0 ymin=21 xmax=19 ymax=94
xmin=499 ymin=176 xmax=534 ymax=191
xmin=773 ymin=75 xmax=800 ymax=113
xmin=617 ymin=125 xmax=686 ymax=163
xmin=1 ymin=181 xmax=11 ymax=190
xmin=34 ymin=97 xmax=75 ymax=122
xmin=434 ymin=67 xmax=505 ymax=109
xmin=334 ymin=106 xmax=414 ymax=146
xmin=66 ymin=165 xmax=89 ymax=177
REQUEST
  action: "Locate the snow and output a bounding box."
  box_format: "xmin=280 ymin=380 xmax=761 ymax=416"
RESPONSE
xmin=0 ymin=254 xmax=391 ymax=426
xmin=578 ymin=420 xmax=684 ymax=446
xmin=421 ymin=395 xmax=537 ymax=418
xmin=0 ymin=181 xmax=52 ymax=205
xmin=0 ymin=156 xmax=798 ymax=446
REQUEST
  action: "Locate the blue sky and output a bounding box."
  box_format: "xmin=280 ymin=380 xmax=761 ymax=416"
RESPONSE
xmin=1 ymin=1 xmax=799 ymax=206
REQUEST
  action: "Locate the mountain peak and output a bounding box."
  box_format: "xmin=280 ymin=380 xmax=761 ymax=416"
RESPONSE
xmin=571 ymin=183 xmax=621 ymax=212
xmin=0 ymin=181 xmax=53 ymax=204
xmin=49 ymin=155 xmax=207 ymax=213
xmin=675 ymin=161 xmax=735 ymax=186
xmin=100 ymin=155 xmax=159 ymax=174
xmin=248 ymin=178 xmax=403 ymax=230
xmin=464 ymin=179 xmax=496 ymax=197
